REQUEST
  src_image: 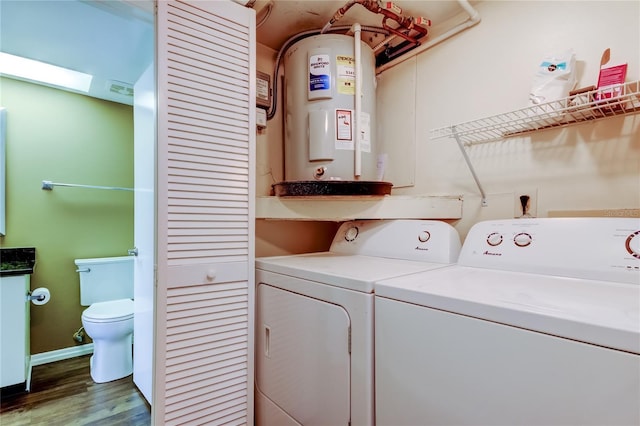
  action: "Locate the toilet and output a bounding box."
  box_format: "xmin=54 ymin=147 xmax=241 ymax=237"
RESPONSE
xmin=75 ymin=256 xmax=134 ymax=383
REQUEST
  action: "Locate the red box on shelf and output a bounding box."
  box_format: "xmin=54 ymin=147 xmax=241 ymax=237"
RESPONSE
xmin=595 ymin=63 xmax=627 ymax=101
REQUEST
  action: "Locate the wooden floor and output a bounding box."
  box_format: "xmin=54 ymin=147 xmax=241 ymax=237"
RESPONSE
xmin=0 ymin=355 xmax=150 ymax=426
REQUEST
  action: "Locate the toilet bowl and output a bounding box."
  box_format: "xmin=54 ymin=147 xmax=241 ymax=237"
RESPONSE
xmin=75 ymin=256 xmax=134 ymax=383
xmin=81 ymin=298 xmax=134 ymax=383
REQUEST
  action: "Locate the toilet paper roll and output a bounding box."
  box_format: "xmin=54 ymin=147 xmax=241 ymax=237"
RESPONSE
xmin=31 ymin=287 xmax=51 ymax=305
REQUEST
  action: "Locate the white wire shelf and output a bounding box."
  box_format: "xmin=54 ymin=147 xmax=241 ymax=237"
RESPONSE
xmin=431 ymin=80 xmax=640 ymax=145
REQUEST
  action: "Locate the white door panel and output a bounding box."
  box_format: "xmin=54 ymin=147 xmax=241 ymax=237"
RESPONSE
xmin=257 ymin=284 xmax=351 ymax=426
xmin=155 ymin=1 xmax=255 ymax=424
xmin=133 ymin=60 xmax=155 ymax=405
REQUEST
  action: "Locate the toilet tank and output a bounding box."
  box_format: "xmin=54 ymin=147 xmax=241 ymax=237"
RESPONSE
xmin=75 ymin=256 xmax=134 ymax=306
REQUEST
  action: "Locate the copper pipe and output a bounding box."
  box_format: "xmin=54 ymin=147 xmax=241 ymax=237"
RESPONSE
xmin=361 ymin=1 xmax=429 ymax=39
xmin=381 ymin=17 xmax=420 ymax=45
xmin=321 ymin=0 xmax=428 ymax=50
xmin=322 ymin=0 xmax=358 ymax=32
xmin=404 ymin=19 xmax=429 ymax=38
xmin=322 ymin=0 xmax=430 ymax=42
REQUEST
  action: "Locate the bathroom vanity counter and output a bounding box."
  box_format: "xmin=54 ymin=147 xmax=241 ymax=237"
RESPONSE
xmin=0 ymin=247 xmax=36 ymax=276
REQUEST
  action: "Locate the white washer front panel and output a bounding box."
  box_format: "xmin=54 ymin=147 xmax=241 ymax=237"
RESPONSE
xmin=257 ymin=284 xmax=350 ymax=426
xmin=375 ymin=297 xmax=640 ymax=426
xmin=256 ymin=253 xmax=452 ymax=293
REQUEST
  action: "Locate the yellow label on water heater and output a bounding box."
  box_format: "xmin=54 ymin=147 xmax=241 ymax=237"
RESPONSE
xmin=337 ymin=55 xmax=355 ymax=95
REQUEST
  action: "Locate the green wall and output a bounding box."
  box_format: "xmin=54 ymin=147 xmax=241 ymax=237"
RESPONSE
xmin=0 ymin=77 xmax=134 ymax=354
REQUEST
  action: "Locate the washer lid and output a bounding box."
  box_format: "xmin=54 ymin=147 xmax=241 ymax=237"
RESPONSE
xmin=83 ymin=298 xmax=134 ymax=321
xmin=375 ymin=266 xmax=640 ymax=354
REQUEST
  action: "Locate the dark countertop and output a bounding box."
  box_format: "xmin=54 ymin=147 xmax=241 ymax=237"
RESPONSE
xmin=0 ymin=247 xmax=36 ymax=276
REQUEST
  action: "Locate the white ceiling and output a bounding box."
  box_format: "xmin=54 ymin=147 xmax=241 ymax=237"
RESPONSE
xmin=0 ymin=0 xmax=154 ymax=105
xmin=0 ymin=0 xmax=472 ymax=105
xmin=255 ymin=0 xmax=472 ymax=51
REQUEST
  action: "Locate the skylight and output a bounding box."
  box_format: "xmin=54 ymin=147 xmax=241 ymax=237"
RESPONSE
xmin=0 ymin=52 xmax=93 ymax=93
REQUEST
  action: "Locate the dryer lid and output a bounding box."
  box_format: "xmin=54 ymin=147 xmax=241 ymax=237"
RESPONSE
xmin=256 ymin=252 xmax=452 ymax=293
xmin=83 ymin=298 xmax=134 ymax=321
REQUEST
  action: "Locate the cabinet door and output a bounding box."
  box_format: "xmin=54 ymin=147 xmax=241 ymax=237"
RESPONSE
xmin=0 ymin=275 xmax=28 ymax=387
xmin=154 ymin=1 xmax=256 ymax=424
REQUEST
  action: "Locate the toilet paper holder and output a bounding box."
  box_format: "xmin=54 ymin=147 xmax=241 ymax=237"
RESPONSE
xmin=28 ymin=287 xmax=51 ymax=305
xmin=27 ymin=292 xmax=46 ymax=302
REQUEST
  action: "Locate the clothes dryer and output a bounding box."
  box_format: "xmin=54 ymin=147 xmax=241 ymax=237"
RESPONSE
xmin=255 ymin=219 xmax=461 ymax=426
xmin=375 ymin=218 xmax=640 ymax=425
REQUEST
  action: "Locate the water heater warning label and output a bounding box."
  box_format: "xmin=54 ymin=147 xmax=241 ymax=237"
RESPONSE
xmin=335 ymin=109 xmax=371 ymax=152
xmin=309 ymin=54 xmax=331 ymax=91
xmin=337 ymin=55 xmax=355 ymax=95
xmin=336 ymin=109 xmax=352 ymax=146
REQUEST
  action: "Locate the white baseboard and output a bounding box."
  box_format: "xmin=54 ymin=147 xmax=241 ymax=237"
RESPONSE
xmin=31 ymin=343 xmax=94 ymax=366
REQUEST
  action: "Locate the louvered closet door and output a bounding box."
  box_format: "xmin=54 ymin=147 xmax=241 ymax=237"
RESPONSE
xmin=155 ymin=1 xmax=256 ymax=425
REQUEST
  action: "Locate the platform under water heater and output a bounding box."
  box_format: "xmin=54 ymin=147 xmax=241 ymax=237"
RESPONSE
xmin=275 ymin=34 xmax=392 ymax=196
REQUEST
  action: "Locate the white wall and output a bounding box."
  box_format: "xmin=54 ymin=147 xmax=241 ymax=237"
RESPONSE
xmin=256 ymin=44 xmax=284 ymax=197
xmin=383 ymin=0 xmax=639 ymax=237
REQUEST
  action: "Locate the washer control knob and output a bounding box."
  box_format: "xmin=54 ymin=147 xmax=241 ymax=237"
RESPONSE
xmin=418 ymin=231 xmax=431 ymax=243
xmin=514 ymin=232 xmax=533 ymax=247
xmin=344 ymin=226 xmax=359 ymax=242
xmin=486 ymin=232 xmax=503 ymax=246
xmin=626 ymin=230 xmax=640 ymax=259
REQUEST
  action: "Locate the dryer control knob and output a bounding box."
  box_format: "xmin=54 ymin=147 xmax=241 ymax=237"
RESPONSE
xmin=486 ymin=232 xmax=503 ymax=246
xmin=514 ymin=232 xmax=532 ymax=247
xmin=418 ymin=231 xmax=431 ymax=243
xmin=344 ymin=226 xmax=359 ymax=242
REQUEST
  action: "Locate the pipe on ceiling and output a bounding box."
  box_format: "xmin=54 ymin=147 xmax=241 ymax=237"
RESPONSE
xmin=375 ymin=0 xmax=481 ymax=74
xmin=321 ymin=0 xmax=429 ymax=48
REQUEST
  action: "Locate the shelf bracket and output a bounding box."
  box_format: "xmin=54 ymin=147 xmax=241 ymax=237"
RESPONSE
xmin=452 ymin=125 xmax=487 ymax=207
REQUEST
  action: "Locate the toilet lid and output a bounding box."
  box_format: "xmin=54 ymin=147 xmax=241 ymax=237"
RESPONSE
xmin=83 ymin=299 xmax=134 ymax=322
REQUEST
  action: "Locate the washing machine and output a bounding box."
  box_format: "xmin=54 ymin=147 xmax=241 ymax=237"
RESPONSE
xmin=375 ymin=218 xmax=640 ymax=426
xmin=255 ymin=219 xmax=461 ymax=426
